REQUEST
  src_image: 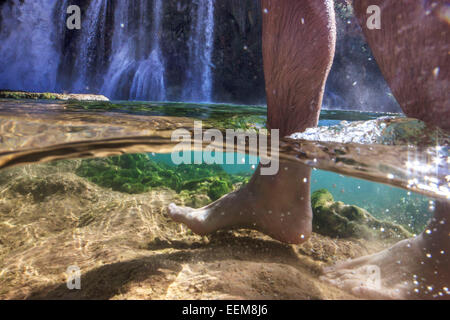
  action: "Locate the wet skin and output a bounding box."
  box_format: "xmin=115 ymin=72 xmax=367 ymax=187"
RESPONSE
xmin=169 ymin=0 xmax=449 ymax=299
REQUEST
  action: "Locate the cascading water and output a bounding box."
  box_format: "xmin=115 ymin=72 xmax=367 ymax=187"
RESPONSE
xmin=102 ymin=0 xmax=166 ymax=101
xmin=129 ymin=0 xmax=166 ymax=101
xmin=0 ymin=0 xmax=218 ymax=103
xmin=182 ymin=0 xmax=216 ymax=103
xmin=72 ymin=0 xmax=109 ymax=93
xmin=0 ymin=0 xmax=168 ymax=101
xmin=0 ymin=0 xmax=60 ymax=92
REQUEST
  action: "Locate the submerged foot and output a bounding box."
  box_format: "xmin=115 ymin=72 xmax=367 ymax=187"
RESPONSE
xmin=168 ymin=162 xmax=313 ymax=244
xmin=321 ymin=204 xmax=450 ymax=300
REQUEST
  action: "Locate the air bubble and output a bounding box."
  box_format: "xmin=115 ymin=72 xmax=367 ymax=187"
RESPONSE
xmin=433 ymin=67 xmax=440 ymax=78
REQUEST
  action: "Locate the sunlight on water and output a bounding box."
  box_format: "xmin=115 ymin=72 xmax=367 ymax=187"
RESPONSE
xmin=0 ymin=100 xmax=448 ymax=300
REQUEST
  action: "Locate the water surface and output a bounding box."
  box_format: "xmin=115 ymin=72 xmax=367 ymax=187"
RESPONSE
xmin=0 ymin=99 xmax=448 ymax=300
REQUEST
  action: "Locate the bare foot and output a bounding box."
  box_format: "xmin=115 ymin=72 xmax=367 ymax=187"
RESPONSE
xmin=169 ymin=161 xmax=313 ymax=244
xmin=321 ymin=201 xmax=450 ymax=300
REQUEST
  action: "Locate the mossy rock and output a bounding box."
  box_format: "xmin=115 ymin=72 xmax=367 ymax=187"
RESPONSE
xmin=75 ymin=154 xmax=250 ymax=203
xmin=0 ymin=90 xmax=56 ymax=100
xmin=208 ymin=179 xmax=232 ymax=201
xmin=180 ymin=191 xmax=212 ymax=208
xmin=0 ymin=90 xmax=109 ymax=101
xmin=311 ymin=189 xmax=412 ymax=240
xmin=379 ymin=118 xmax=449 ymax=147
xmin=311 ymin=189 xmax=334 ymax=209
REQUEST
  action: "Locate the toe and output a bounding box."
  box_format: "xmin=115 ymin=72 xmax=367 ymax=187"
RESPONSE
xmin=168 ymin=203 xmax=178 ymax=214
xmin=167 ymin=203 xmax=182 ymax=220
xmin=352 ymin=286 xmax=403 ymax=300
xmin=167 ymin=203 xmax=195 ymax=223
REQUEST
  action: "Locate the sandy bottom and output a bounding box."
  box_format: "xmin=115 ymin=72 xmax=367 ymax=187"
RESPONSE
xmin=0 ymin=161 xmax=393 ymax=300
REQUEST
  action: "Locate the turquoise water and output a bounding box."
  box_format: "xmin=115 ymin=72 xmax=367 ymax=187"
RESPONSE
xmin=151 ymin=150 xmax=431 ymax=234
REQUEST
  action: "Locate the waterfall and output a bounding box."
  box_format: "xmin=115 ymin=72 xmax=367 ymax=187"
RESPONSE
xmin=0 ymin=0 xmax=217 ymax=103
xmin=0 ymin=0 xmax=60 ymax=92
xmin=101 ymin=0 xmax=166 ymax=101
xmin=72 ymin=0 xmax=109 ymax=93
xmin=129 ymin=0 xmax=166 ymax=101
xmin=182 ymin=0 xmax=216 ymax=102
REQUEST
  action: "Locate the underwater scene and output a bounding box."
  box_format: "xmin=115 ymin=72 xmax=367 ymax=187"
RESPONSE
xmin=0 ymin=0 xmax=449 ymax=305
xmin=0 ymin=99 xmax=447 ymax=300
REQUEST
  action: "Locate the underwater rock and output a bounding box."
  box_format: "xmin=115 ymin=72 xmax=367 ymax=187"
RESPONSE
xmin=378 ymin=118 xmax=449 ymax=146
xmin=179 ymin=191 xmax=212 ymax=209
xmin=0 ymin=90 xmax=109 ymax=101
xmin=311 ymin=189 xmax=412 ymax=240
xmin=208 ymin=179 xmax=231 ymax=201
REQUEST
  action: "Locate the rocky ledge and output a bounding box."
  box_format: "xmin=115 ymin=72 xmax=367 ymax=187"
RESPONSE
xmin=0 ymin=90 xmax=109 ymax=101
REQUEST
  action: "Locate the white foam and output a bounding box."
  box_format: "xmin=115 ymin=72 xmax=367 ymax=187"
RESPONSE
xmin=289 ymin=118 xmax=392 ymax=145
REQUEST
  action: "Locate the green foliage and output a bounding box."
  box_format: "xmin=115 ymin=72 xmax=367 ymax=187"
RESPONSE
xmin=76 ymin=154 xmax=250 ymax=204
xmin=41 ymin=92 xmax=58 ymax=100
